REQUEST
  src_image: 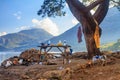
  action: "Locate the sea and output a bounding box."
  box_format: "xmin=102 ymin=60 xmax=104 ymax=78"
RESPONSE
xmin=0 ymin=51 xmax=62 ymax=65
xmin=0 ymin=50 xmax=74 ymax=65
xmin=0 ymin=52 xmax=21 ymax=65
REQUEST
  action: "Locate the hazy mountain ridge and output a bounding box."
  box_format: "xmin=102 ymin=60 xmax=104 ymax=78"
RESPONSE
xmin=102 ymin=39 xmax=120 ymax=51
xmin=0 ymin=7 xmax=120 ymax=52
xmin=0 ymin=28 xmax=53 ymax=51
xmin=45 ymin=24 xmax=86 ymax=52
xmin=46 ymin=7 xmax=120 ymax=52
xmin=100 ymin=7 xmax=120 ymax=43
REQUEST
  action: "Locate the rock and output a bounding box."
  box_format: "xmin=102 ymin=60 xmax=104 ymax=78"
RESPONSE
xmin=98 ymin=72 xmax=103 ymax=75
xmin=1 ymin=56 xmax=20 ymax=68
xmin=19 ymin=49 xmax=40 ymax=65
xmin=19 ymin=49 xmax=39 ymax=60
xmin=37 ymin=79 xmax=47 ymax=80
xmin=43 ymin=67 xmax=72 ymax=80
xmin=21 ymin=74 xmax=30 ymax=79
xmin=72 ymin=52 xmax=88 ymax=59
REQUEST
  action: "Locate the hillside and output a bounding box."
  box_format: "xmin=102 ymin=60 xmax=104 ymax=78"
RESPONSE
xmin=46 ymin=24 xmax=86 ymax=52
xmin=102 ymin=39 xmax=120 ymax=51
xmin=100 ymin=7 xmax=120 ymax=43
xmin=46 ymin=7 xmax=120 ymax=52
xmin=0 ymin=7 xmax=120 ymax=52
xmin=0 ymin=28 xmax=53 ymax=51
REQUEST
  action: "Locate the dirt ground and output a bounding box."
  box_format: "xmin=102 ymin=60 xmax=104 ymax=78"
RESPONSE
xmin=1 ymin=52 xmax=120 ymax=80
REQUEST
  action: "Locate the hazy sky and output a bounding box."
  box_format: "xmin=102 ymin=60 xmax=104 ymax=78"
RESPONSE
xmin=0 ymin=0 xmax=79 ymax=36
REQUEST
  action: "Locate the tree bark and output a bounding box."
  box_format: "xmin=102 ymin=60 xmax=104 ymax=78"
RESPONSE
xmin=66 ymin=0 xmax=110 ymax=59
xmin=93 ymin=0 xmax=109 ymax=24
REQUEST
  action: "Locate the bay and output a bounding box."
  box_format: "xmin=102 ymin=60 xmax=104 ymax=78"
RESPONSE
xmin=0 ymin=52 xmax=21 ymax=65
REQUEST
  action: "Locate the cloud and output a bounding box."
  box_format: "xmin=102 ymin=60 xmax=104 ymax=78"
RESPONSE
xmin=0 ymin=32 xmax=7 ymax=36
xmin=16 ymin=16 xmax=21 ymax=20
xmin=32 ymin=18 xmax=59 ymax=36
xmin=72 ymin=18 xmax=79 ymax=25
xmin=13 ymin=11 xmax=22 ymax=20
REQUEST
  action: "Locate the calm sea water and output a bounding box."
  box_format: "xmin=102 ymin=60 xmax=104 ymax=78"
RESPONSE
xmin=0 ymin=52 xmax=21 ymax=64
xmin=0 ymin=51 xmax=68 ymax=65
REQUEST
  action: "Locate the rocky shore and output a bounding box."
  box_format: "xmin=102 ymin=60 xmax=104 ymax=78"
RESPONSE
xmin=0 ymin=50 xmax=120 ymax=80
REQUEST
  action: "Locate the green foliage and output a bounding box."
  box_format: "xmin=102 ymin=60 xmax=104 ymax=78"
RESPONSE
xmin=38 ymin=0 xmax=120 ymax=17
xmin=117 ymin=39 xmax=120 ymax=42
xmin=101 ymin=39 xmax=120 ymax=51
xmin=0 ymin=28 xmax=53 ymax=51
xmin=37 ymin=0 xmax=66 ymax=17
xmin=37 ymin=0 xmax=96 ymax=17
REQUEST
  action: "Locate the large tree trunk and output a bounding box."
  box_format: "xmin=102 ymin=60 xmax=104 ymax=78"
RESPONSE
xmin=66 ymin=0 xmax=109 ymax=59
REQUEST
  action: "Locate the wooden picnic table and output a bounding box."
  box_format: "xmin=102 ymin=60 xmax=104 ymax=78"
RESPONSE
xmin=37 ymin=45 xmax=71 ymax=64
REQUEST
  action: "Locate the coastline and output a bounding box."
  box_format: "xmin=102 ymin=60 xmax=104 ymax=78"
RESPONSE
xmin=0 ymin=51 xmax=120 ymax=80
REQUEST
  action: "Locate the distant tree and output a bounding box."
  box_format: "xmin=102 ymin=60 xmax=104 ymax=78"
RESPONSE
xmin=117 ymin=39 xmax=120 ymax=42
xmin=38 ymin=0 xmax=110 ymax=59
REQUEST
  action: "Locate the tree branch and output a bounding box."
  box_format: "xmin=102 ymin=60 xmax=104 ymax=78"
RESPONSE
xmin=93 ymin=0 xmax=110 ymax=24
xmin=66 ymin=0 xmax=96 ymax=31
xmin=66 ymin=0 xmax=88 ymax=13
xmin=87 ymin=0 xmax=104 ymax=11
xmin=65 ymin=0 xmax=86 ymax=22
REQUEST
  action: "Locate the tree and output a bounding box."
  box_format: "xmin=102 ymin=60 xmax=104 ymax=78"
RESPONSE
xmin=38 ymin=0 xmax=110 ymax=59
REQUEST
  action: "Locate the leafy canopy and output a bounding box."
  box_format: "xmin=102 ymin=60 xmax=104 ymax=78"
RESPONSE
xmin=37 ymin=0 xmax=93 ymax=17
xmin=38 ymin=0 xmax=120 ymax=17
xmin=37 ymin=0 xmax=66 ymax=17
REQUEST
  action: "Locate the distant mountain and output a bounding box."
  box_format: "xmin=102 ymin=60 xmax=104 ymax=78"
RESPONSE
xmin=0 ymin=7 xmax=120 ymax=52
xmin=0 ymin=46 xmax=8 ymax=51
xmin=100 ymin=7 xmax=120 ymax=43
xmin=46 ymin=7 xmax=120 ymax=52
xmin=0 ymin=28 xmax=53 ymax=51
xmin=102 ymin=39 xmax=120 ymax=51
xmin=45 ymin=24 xmax=86 ymax=52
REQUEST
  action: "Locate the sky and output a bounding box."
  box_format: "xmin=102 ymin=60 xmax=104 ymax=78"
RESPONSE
xmin=0 ymin=0 xmax=79 ymax=36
